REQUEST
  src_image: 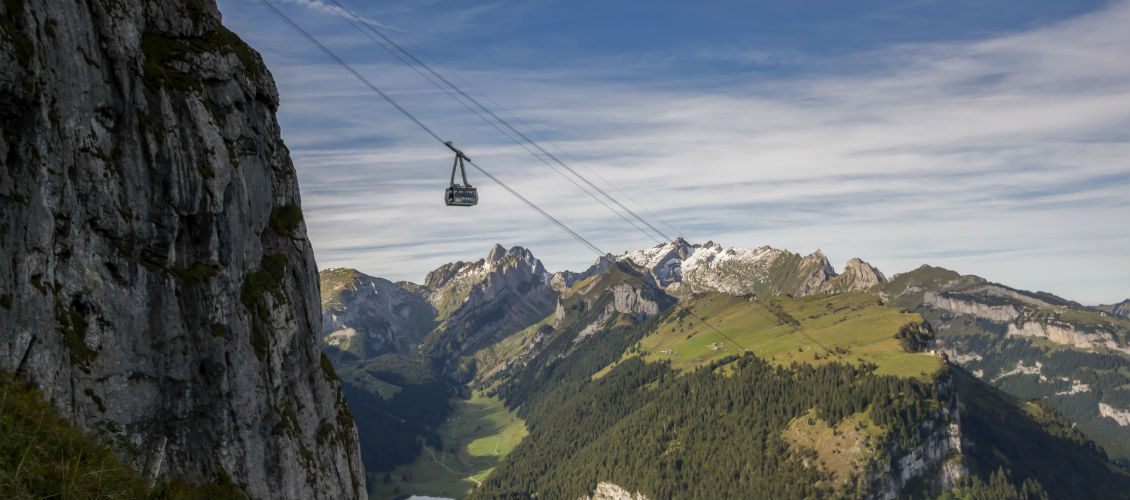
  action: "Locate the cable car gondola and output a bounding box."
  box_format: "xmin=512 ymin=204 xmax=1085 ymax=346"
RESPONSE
xmin=444 ymin=141 xmax=477 ymax=206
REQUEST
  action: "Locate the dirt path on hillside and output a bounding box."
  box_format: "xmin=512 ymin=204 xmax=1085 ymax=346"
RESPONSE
xmin=427 ymin=448 xmax=462 ymax=477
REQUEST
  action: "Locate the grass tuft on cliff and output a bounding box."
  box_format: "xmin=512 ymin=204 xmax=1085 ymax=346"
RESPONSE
xmin=0 ymin=371 xmax=248 ymax=499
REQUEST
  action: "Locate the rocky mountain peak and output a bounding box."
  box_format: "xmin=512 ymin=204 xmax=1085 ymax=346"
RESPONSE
xmin=424 ymin=260 xmax=471 ymax=290
xmin=619 ymin=239 xmax=695 ymax=287
xmin=844 ymin=258 xmax=886 ymax=284
xmin=488 ymin=244 xmax=549 ymax=281
xmin=793 ymin=250 xmax=835 ymax=296
xmin=418 ymin=245 xmax=557 ymax=364
xmin=821 ymin=257 xmax=887 ymax=294
xmin=1110 ymin=299 xmax=1130 ymax=320
xmin=486 ymin=243 xmax=508 ymax=264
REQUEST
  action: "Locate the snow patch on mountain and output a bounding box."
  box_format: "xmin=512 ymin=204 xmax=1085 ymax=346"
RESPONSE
xmin=616 ymin=238 xmax=879 ymax=298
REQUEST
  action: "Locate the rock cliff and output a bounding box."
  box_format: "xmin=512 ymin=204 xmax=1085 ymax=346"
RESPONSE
xmin=924 ymin=291 xmax=1021 ymax=322
xmin=821 ymin=257 xmax=887 ymax=294
xmin=0 ymin=0 xmax=364 ymax=497
xmin=420 ymin=244 xmax=557 ymax=364
xmin=1104 ymin=299 xmax=1130 ymax=320
xmin=1099 ymin=403 xmax=1130 ymax=427
xmin=320 ymin=268 xmax=436 ymax=360
xmin=1007 ymin=321 xmax=1128 ymax=354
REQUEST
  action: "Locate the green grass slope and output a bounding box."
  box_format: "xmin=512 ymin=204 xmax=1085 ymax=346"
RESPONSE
xmin=628 ymin=292 xmax=943 ymax=378
xmin=320 ymin=267 xmax=364 ymax=312
xmin=368 ymin=391 xmax=527 ymax=500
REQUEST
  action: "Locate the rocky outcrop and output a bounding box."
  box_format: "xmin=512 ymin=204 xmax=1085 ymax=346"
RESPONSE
xmin=319 ymin=268 xmax=436 ymax=359
xmin=1055 ymin=379 xmax=1090 ymax=395
xmin=870 ymin=373 xmax=965 ymax=500
xmin=1007 ymin=321 xmax=1127 ymax=354
xmin=821 ymin=258 xmax=887 ymax=294
xmin=941 ymin=349 xmax=983 ymax=365
xmin=620 ymin=238 xmax=695 ymax=287
xmin=579 ymin=481 xmax=650 ymax=500
xmin=0 ymin=0 xmax=363 ymax=498
xmin=576 ymin=303 xmax=617 ymax=341
xmin=924 ymin=292 xmax=1020 ymax=322
xmin=992 ymin=361 xmax=1044 ymax=382
xmin=1099 ymin=403 xmax=1130 ymax=427
xmin=793 ymin=250 xmax=835 ymax=296
xmin=875 ymin=422 xmax=964 ymax=500
xmin=574 ymin=283 xmax=662 ymax=342
xmin=1108 ymin=300 xmax=1130 ymax=320
xmin=611 ymin=283 xmax=661 ymax=321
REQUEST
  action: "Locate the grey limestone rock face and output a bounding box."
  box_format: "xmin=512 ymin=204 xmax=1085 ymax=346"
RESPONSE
xmin=0 ymin=0 xmax=364 ymax=498
xmin=821 ymin=257 xmax=887 ymax=294
xmin=425 ymin=244 xmax=557 ymax=361
xmin=924 ymin=291 xmax=1020 ymax=322
xmin=1110 ymin=299 xmax=1130 ymax=320
xmin=320 ymin=268 xmax=436 ymax=359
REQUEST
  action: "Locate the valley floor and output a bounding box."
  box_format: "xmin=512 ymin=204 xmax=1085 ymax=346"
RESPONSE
xmin=370 ymin=392 xmax=527 ymax=500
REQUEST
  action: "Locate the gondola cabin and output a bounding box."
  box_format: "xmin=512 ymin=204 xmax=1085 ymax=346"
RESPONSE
xmin=444 ymin=141 xmax=477 ymax=207
xmin=446 ymin=186 xmax=478 ymax=206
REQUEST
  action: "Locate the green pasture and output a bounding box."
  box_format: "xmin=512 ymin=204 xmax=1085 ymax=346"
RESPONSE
xmin=635 ymin=292 xmax=943 ymax=379
xmin=370 ymin=392 xmax=527 ymax=500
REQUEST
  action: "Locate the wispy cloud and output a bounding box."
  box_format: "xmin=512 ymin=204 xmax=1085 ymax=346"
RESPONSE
xmin=221 ymin=0 xmax=1130 ymax=304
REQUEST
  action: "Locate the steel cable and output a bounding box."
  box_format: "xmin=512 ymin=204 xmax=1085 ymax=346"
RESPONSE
xmin=257 ymin=0 xmax=606 ymax=256
xmin=322 ymin=0 xmax=673 ymax=244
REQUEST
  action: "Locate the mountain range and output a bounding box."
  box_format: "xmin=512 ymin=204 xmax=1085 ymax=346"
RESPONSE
xmin=319 ymin=240 xmax=1130 ymax=499
xmin=7 ymin=1 xmax=1125 ymax=498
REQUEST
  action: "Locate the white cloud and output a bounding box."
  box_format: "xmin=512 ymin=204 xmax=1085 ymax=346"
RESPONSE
xmin=226 ymin=0 xmax=1130 ymax=304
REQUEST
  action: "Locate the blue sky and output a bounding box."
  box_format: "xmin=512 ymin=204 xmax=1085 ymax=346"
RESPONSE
xmin=215 ymin=0 xmax=1129 ymax=304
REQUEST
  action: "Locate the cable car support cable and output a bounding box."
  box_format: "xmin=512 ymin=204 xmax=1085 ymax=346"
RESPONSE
xmin=322 ymin=0 xmax=673 ymax=244
xmin=322 ymin=3 xmax=683 ymax=239
xmin=256 ymin=0 xmax=605 ymax=256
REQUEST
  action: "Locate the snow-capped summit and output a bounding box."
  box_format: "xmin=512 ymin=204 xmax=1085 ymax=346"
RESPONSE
xmin=617 ymin=239 xmax=878 ymax=298
xmin=619 ymin=237 xmax=695 ymax=286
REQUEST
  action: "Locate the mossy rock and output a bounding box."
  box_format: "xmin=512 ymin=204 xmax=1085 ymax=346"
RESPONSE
xmin=240 ymin=254 xmax=288 ymax=361
xmin=269 ymin=204 xmax=303 ymax=237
